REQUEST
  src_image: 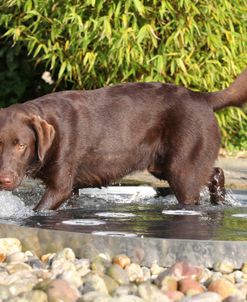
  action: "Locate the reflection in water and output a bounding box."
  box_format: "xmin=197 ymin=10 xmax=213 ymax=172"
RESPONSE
xmin=162 ymin=210 xmax=202 ymax=216
xmin=92 ymin=231 xmax=137 ymax=237
xmin=62 ymin=219 xmax=106 ymax=226
xmin=95 ymin=212 xmax=136 ymax=218
xmin=215 ymin=208 xmax=247 ymax=241
xmin=232 ymin=214 xmax=247 ymax=218
xmin=0 ymin=186 xmax=246 ymax=241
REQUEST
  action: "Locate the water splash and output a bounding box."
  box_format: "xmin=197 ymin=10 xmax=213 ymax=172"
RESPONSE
xmin=199 ymin=187 xmax=242 ymax=206
xmin=79 ymin=186 xmax=156 ymax=203
xmin=223 ymin=189 xmax=243 ymax=206
xmin=0 ymin=191 xmax=33 ymax=218
xmin=69 ymin=186 xmax=245 ymax=209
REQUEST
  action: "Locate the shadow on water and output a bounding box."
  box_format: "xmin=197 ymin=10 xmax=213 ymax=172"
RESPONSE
xmin=0 ymin=181 xmax=246 ymax=241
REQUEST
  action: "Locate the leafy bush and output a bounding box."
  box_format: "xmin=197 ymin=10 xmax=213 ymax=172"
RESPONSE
xmin=218 ymin=107 xmax=247 ymax=151
xmin=0 ymin=0 xmax=246 ymax=149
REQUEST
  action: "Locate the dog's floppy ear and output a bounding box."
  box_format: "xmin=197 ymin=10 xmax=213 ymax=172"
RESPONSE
xmin=30 ymin=115 xmax=55 ymax=162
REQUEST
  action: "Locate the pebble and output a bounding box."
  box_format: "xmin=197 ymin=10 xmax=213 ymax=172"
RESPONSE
xmin=138 ymin=282 xmax=170 ymax=301
xmin=0 ymin=238 xmax=22 ymax=259
xmin=78 ymin=291 xmax=110 ymax=302
xmin=225 ymin=296 xmax=246 ymax=302
xmin=197 ymin=268 xmax=213 ymax=283
xmin=54 ymin=247 xmax=76 ymax=262
xmin=75 ymin=258 xmax=91 ymax=277
xmin=82 ymin=272 xmax=108 ymax=294
xmin=113 ymin=284 xmax=138 ymax=297
xmin=213 ymin=261 xmax=235 ymax=274
xmin=166 ymin=290 xmax=184 ymax=301
xmin=8 ymin=281 xmax=35 ymax=296
xmin=166 ymin=290 xmax=184 ymax=302
xmin=234 ymin=271 xmax=244 ymax=283
xmin=0 ymin=253 xmax=6 ymax=263
xmin=113 ymin=254 xmax=131 ymax=269
xmin=6 ymin=252 xmax=25 ymax=263
xmin=91 ymin=255 xmax=111 ymax=274
xmin=7 ymin=262 xmax=33 ymax=274
xmin=58 ymin=266 xmax=82 ymax=288
xmin=181 ymin=291 xmax=222 ymax=301
xmin=0 ymin=270 xmax=9 ymax=284
xmin=26 ymin=257 xmax=45 ymax=270
xmin=141 ymin=267 xmax=151 ymax=282
xmin=41 ymin=253 xmax=56 ymax=264
xmin=10 ymin=290 xmax=48 ymax=302
xmin=107 ymin=264 xmax=129 ymax=285
xmin=179 ymin=277 xmax=205 ymax=295
xmin=0 ymin=284 xmax=11 ymax=299
xmin=208 ymin=279 xmax=239 ymax=299
xmin=169 ymin=262 xmax=203 ymax=280
xmin=2 ymin=237 xmax=247 ymax=301
xmin=150 ymin=261 xmax=165 ymax=276
xmin=103 ymin=274 xmax=119 ymax=294
xmin=51 ymin=258 xmax=76 ymax=276
xmin=113 ymin=295 xmax=145 ymax=302
xmin=46 ymin=279 xmax=80 ymax=302
xmin=126 ymin=263 xmax=144 ymax=283
xmin=158 ymin=275 xmax=178 ymax=292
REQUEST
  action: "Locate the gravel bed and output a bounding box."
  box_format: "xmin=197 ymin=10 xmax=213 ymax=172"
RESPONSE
xmin=0 ymin=238 xmax=247 ymax=301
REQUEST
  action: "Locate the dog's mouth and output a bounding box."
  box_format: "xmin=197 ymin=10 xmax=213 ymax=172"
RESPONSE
xmin=0 ymin=175 xmax=22 ymax=191
xmin=0 ymin=184 xmax=18 ymax=191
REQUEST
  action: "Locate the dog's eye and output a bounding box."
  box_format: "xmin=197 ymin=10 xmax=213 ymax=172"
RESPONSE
xmin=18 ymin=144 xmax=26 ymax=151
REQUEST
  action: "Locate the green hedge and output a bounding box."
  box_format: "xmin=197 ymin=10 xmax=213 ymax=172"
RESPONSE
xmin=0 ymin=0 xmax=246 ymax=150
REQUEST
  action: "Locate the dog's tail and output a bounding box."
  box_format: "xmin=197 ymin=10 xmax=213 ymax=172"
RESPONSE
xmin=205 ymin=68 xmax=247 ymax=111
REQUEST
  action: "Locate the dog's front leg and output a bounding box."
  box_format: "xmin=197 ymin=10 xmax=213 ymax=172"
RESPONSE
xmin=33 ymin=166 xmax=74 ymax=211
xmin=33 ymin=186 xmax=72 ymax=211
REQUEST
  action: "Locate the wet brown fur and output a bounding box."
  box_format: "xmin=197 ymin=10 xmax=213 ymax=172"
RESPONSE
xmin=0 ymin=69 xmax=246 ymax=210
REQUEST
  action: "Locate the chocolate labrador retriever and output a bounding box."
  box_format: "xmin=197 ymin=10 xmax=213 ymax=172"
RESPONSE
xmin=0 ymin=69 xmax=246 ymax=210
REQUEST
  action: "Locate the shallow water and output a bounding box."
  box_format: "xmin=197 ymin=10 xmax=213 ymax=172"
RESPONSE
xmin=0 ymin=184 xmax=247 ymax=240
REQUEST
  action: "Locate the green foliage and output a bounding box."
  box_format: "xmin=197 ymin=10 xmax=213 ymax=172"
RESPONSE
xmin=217 ymin=107 xmax=247 ymax=151
xmin=0 ymin=0 xmax=246 ymax=150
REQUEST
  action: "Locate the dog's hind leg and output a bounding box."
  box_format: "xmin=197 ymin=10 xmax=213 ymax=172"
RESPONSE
xmin=166 ymin=164 xmax=210 ymax=205
xmin=208 ymin=167 xmax=225 ymax=204
xmin=165 ymin=160 xmax=214 ymax=205
xmin=148 ymin=146 xmax=219 ymax=205
xmin=148 ymin=108 xmax=221 ymax=205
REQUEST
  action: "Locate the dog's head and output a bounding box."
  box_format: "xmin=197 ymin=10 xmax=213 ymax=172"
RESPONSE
xmin=0 ymin=109 xmax=55 ymax=190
